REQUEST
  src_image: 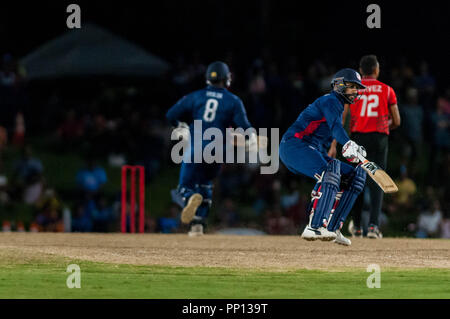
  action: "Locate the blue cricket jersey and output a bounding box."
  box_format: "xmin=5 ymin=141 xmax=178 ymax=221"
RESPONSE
xmin=282 ymin=91 xmax=350 ymax=152
xmin=166 ymin=85 xmax=252 ymax=135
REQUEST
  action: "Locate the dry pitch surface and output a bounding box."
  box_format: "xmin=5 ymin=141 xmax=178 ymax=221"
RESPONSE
xmin=1 ymin=233 xmax=449 ymax=271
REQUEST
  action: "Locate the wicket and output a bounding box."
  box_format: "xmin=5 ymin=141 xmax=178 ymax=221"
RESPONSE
xmin=121 ymin=165 xmax=145 ymax=233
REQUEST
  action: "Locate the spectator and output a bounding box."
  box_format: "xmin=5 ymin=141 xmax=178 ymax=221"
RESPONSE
xmin=280 ymin=180 xmax=308 ymax=229
xmin=76 ymin=157 xmax=107 ymax=199
xmin=0 ymin=53 xmax=26 ymax=141
xmin=429 ymin=89 xmax=450 ymax=185
xmin=399 ymin=87 xmax=423 ymax=159
xmin=248 ymin=59 xmax=269 ymax=128
xmin=11 ymin=112 xmax=25 ymax=146
xmin=217 ymin=198 xmax=240 ymax=228
xmin=394 ymin=165 xmax=417 ymax=207
xmin=0 ymin=160 xmax=10 ymax=207
xmin=34 ymin=188 xmax=63 ymax=232
xmin=432 ymin=90 xmax=450 ymax=147
xmin=265 ymin=207 xmax=296 ymax=235
xmin=71 ymin=200 xmax=94 ymax=232
xmin=414 ymin=61 xmax=436 ymax=111
xmin=92 ymin=195 xmax=114 ymax=232
xmin=56 ymin=109 xmax=85 ymax=148
xmin=157 ymin=204 xmax=181 ymax=233
xmin=440 ymin=210 xmax=450 ymax=238
xmin=11 ymin=145 xmax=45 ymax=204
xmin=415 ymin=200 xmax=443 ymax=238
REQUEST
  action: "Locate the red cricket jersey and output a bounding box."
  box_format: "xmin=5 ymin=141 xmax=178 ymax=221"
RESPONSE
xmin=350 ymin=77 xmax=397 ymax=135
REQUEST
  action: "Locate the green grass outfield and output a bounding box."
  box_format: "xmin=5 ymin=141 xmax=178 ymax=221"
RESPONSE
xmin=1 ymin=259 xmax=449 ymax=299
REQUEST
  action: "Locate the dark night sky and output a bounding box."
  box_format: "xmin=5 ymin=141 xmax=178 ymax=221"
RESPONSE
xmin=1 ymin=1 xmax=449 ymax=77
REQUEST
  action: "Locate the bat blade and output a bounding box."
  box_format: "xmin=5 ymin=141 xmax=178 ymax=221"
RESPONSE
xmin=358 ymin=154 xmax=398 ymax=193
xmin=369 ymin=166 xmax=398 ymax=193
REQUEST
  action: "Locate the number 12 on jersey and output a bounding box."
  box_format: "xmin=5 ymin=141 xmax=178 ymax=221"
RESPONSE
xmin=359 ymin=94 xmax=379 ymax=117
xmin=203 ymin=98 xmax=219 ymax=122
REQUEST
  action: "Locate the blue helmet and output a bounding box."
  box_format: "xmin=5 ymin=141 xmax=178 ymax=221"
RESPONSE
xmin=206 ymin=61 xmax=232 ymax=87
xmin=331 ymin=68 xmax=366 ymax=104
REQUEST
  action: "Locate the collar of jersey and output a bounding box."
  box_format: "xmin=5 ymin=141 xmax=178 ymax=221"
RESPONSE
xmin=206 ymin=85 xmax=227 ymax=91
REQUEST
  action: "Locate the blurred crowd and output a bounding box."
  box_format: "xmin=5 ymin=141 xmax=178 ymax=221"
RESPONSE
xmin=0 ymin=51 xmax=449 ymax=237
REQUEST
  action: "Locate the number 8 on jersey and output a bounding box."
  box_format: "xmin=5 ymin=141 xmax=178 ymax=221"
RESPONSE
xmin=203 ymin=98 xmax=218 ymax=122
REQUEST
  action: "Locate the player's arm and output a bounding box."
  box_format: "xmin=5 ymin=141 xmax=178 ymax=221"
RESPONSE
xmin=232 ymin=97 xmax=252 ymax=130
xmin=166 ymin=95 xmax=193 ymax=127
xmin=166 ymin=95 xmax=193 ymax=140
xmin=328 ymin=104 xmax=349 ymax=157
xmin=388 ymin=103 xmax=401 ymax=130
xmin=323 ymin=101 xmax=367 ymax=163
xmin=322 ymin=100 xmax=350 ymax=146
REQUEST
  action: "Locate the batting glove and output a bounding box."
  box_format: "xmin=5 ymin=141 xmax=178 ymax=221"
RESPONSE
xmin=342 ymin=140 xmax=366 ymax=163
xmin=172 ymin=122 xmax=190 ymax=141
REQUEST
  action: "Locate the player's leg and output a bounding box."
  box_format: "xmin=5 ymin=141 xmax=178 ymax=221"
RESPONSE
xmin=187 ymin=163 xmax=221 ymax=236
xmin=367 ymin=134 xmax=388 ymax=238
xmin=187 ymin=183 xmax=213 ymax=236
xmin=327 ymin=163 xmax=366 ymax=245
xmin=349 ymin=132 xmax=370 ymax=237
xmin=307 ymin=159 xmax=341 ymax=229
xmin=171 ymin=161 xmax=203 ymax=224
xmin=349 ymin=189 xmax=365 ymax=237
xmin=280 ymin=139 xmax=340 ymax=241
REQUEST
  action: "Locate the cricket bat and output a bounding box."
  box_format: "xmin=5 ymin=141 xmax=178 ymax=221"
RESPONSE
xmin=357 ymin=153 xmax=398 ymax=193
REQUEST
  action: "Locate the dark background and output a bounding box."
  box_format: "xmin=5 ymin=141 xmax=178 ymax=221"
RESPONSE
xmin=1 ymin=1 xmax=449 ymax=82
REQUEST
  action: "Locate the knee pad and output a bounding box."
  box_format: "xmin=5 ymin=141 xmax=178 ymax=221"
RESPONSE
xmin=323 ymin=159 xmax=341 ymax=188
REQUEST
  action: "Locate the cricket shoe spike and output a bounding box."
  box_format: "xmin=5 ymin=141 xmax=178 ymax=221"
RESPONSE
xmin=333 ymin=230 xmax=351 ymax=246
xmin=188 ymin=223 xmax=204 ymax=237
xmin=181 ymin=193 xmax=203 ymax=224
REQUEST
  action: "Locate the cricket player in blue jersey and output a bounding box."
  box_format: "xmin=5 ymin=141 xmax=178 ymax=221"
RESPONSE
xmin=166 ymin=61 xmax=257 ymax=236
xmin=280 ymin=68 xmax=368 ymax=246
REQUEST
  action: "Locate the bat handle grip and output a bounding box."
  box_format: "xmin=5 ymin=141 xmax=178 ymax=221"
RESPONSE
xmin=356 ymin=152 xmax=368 ymax=164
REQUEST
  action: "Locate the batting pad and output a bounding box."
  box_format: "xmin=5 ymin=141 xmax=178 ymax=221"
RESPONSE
xmin=310 ymin=160 xmax=341 ymax=229
xmin=327 ymin=165 xmax=366 ymax=231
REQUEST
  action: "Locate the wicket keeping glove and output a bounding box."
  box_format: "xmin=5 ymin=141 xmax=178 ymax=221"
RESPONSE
xmin=342 ymin=140 xmax=367 ymax=163
xmin=172 ymin=122 xmax=190 ymax=141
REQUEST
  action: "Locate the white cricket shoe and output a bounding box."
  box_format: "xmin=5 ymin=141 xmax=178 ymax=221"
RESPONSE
xmin=301 ymin=226 xmax=337 ymax=241
xmin=333 ymin=230 xmax=351 ymax=246
xmin=181 ymin=193 xmax=203 ymax=224
xmin=188 ymin=224 xmax=204 ymax=237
